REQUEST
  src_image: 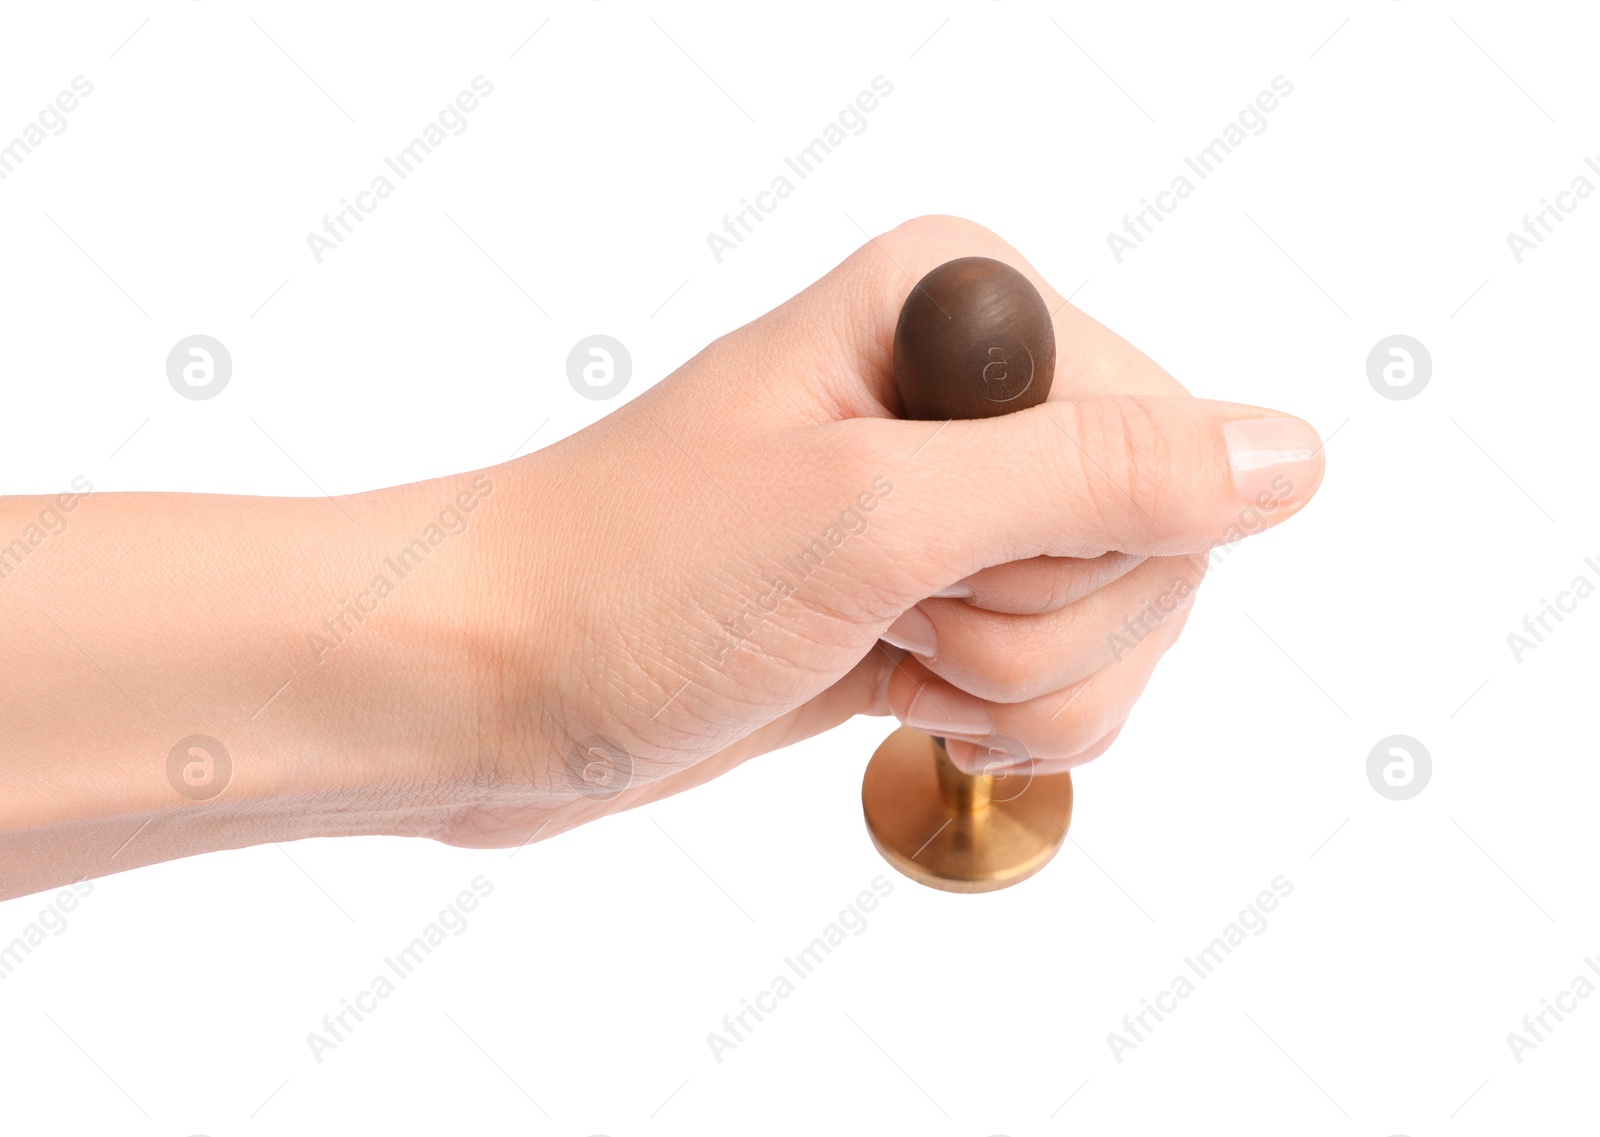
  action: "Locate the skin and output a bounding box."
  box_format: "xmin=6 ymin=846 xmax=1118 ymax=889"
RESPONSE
xmin=0 ymin=216 xmax=1324 ymax=900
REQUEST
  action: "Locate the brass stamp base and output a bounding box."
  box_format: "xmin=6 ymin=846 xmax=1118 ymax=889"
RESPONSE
xmin=861 ymin=727 xmax=1073 ymax=894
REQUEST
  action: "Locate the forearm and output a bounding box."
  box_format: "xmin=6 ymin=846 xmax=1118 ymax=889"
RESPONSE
xmin=0 ymin=468 xmax=506 ymax=898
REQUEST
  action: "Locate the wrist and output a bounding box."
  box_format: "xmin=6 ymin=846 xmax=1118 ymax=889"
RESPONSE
xmin=257 ymin=468 xmax=517 ymax=831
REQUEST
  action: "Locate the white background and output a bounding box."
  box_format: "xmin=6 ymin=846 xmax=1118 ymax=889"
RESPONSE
xmin=1 ymin=1 xmax=1596 ymax=1133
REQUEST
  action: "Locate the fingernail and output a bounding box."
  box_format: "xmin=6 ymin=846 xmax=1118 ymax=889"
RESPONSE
xmin=905 ymin=683 xmax=993 ymax=737
xmin=930 ymin=583 xmax=973 ymax=599
xmin=1223 ymin=417 xmax=1322 ymax=504
xmin=882 ymin=605 xmax=937 ymax=657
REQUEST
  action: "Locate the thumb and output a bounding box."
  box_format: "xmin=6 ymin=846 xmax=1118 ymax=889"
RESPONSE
xmin=870 ymin=395 xmax=1324 ymax=568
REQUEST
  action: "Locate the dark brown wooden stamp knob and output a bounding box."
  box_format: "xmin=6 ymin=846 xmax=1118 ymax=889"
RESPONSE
xmin=893 ymin=256 xmax=1054 ymax=421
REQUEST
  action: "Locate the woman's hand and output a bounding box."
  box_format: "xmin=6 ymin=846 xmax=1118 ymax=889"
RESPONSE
xmin=450 ymin=215 xmax=1324 ymax=846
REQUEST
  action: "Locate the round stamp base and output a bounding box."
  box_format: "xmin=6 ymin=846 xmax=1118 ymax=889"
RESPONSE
xmin=861 ymin=727 xmax=1073 ymax=894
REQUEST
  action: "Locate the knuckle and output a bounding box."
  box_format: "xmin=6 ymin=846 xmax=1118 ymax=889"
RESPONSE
xmin=987 ymin=559 xmax=1078 ymax=616
xmin=1013 ymin=579 xmax=1063 ymax=617
xmin=1035 ymin=688 xmax=1111 ymax=758
xmin=883 ymin=213 xmax=1000 ymax=252
xmin=967 ymin=636 xmax=1050 ymax=703
xmin=1039 ymin=566 xmax=1088 ymax=614
xmin=1067 ymin=397 xmax=1168 ymax=542
xmin=1023 ymin=573 xmax=1077 ymax=617
xmin=861 ymin=216 xmax=1015 ymax=297
xmin=1021 ymin=720 xmax=1092 ymax=763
